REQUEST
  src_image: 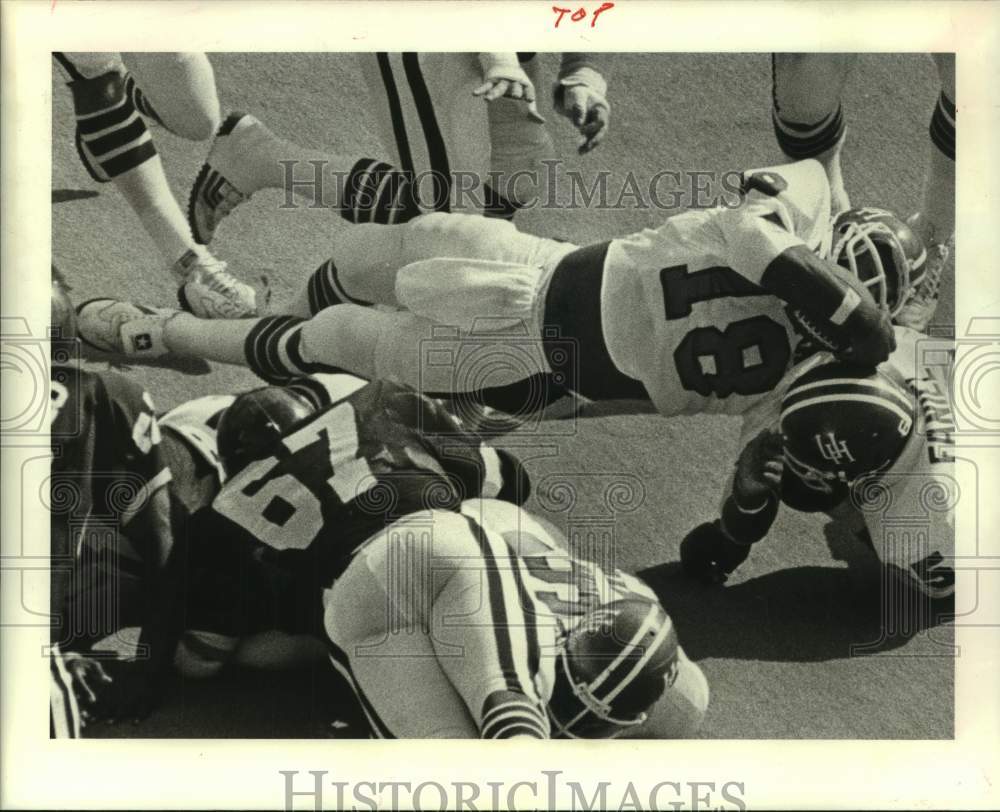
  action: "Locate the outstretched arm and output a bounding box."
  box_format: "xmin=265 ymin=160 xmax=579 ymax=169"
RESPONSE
xmin=680 ymin=429 xmax=784 ymax=584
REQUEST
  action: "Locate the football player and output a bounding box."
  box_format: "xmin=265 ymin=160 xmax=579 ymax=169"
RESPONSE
xmin=54 ymin=52 xmax=256 ymax=317
xmin=79 ymin=160 xmax=910 ymax=424
xmin=679 ymin=324 xmax=955 ymax=602
xmin=174 ymin=371 xmax=532 ymax=677
xmin=324 ymin=497 xmax=709 ymax=738
xmin=771 ymin=53 xmax=954 ymax=330
xmin=186 ymin=53 xmax=609 ymax=247
xmin=48 ymin=279 xmax=190 ymax=728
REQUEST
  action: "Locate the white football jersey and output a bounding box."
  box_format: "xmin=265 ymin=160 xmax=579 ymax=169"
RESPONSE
xmin=738 ymin=326 xmax=955 ymax=592
xmin=601 ymin=159 xmax=833 ymax=417
xmin=859 ymin=328 xmax=955 ymax=590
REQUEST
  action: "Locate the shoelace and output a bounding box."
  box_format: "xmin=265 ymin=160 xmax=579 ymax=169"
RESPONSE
xmin=197 ymin=259 xmax=249 ymax=296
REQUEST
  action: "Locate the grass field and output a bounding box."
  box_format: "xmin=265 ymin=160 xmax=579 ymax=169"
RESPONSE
xmin=52 ymin=53 xmax=954 ymax=739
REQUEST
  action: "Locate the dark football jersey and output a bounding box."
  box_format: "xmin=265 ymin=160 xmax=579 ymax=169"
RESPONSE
xmin=49 ymin=365 xmax=172 ymax=646
xmin=185 ymin=376 xmax=530 ymax=638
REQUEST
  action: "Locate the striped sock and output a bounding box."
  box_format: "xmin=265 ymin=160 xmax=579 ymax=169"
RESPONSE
xmin=305 ymin=258 xmax=372 ymax=314
xmin=772 ymin=103 xmax=846 ymax=160
xmin=341 ymin=159 xmax=422 ymax=225
xmin=480 ymin=690 xmax=550 ymax=739
xmin=243 ymin=315 xmax=339 ymax=383
xmin=929 ymin=91 xmax=955 ymax=161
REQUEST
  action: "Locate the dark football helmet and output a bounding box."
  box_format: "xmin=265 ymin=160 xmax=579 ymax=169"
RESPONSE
xmin=831 ymin=207 xmax=926 ymax=318
xmin=547 ymin=597 xmax=679 ymax=738
xmin=780 ymin=360 xmax=915 ymax=487
xmin=216 ymin=386 xmax=315 ymax=478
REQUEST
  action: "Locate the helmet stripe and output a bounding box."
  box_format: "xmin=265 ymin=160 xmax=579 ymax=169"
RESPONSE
xmin=781 ymin=393 xmax=913 ymax=428
xmin=588 ymin=602 xmax=660 ymax=694
xmin=602 ymin=611 xmax=674 ymax=705
xmin=784 ymin=376 xmax=912 ymax=412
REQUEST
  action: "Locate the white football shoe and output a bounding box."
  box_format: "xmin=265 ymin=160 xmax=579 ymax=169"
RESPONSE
xmin=187 ymin=112 xmax=266 ymax=246
xmin=76 ymin=299 xmax=176 ymax=357
xmin=896 ymin=213 xmax=953 ymax=332
xmin=173 ymin=249 xmax=258 ymax=319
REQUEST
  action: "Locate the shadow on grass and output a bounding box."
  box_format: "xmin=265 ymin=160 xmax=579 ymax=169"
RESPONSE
xmin=639 ymin=545 xmax=953 ymax=664
xmin=53 ymin=188 xmax=100 ymax=204
xmin=78 ymin=341 xmax=214 ymax=377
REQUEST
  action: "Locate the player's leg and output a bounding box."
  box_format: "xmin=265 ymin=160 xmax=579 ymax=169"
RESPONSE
xmin=771 ymin=54 xmax=856 ymax=214
xmin=121 ymin=53 xmax=221 ymax=141
xmin=324 ymin=517 xmax=481 ymax=738
xmin=54 ymin=54 xmax=256 ymax=318
xmin=898 ymin=53 xmax=955 ymax=331
xmin=327 ymin=510 xmax=554 ymax=738
xmin=288 ymin=212 xmax=572 ymax=317
xmin=187 ymin=112 xmax=423 ymax=246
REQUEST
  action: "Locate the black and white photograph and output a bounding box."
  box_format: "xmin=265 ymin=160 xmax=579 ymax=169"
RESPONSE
xmin=2 ymin=1 xmax=999 ymax=809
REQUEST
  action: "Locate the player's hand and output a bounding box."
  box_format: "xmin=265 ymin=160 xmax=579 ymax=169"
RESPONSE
xmin=64 ymin=653 xmax=113 ymax=723
xmin=733 ymin=429 xmax=784 ymax=507
xmin=473 ymin=73 xmax=546 ymax=123
xmin=837 ymin=306 xmax=896 ymax=367
xmin=680 ymin=521 xmax=751 ymax=585
xmin=554 ymin=83 xmax=610 ymax=154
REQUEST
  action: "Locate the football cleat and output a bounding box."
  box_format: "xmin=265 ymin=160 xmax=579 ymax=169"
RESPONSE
xmin=548 ymin=597 xmax=679 ymax=738
xmin=780 ymin=359 xmax=915 ymax=486
xmin=895 ymin=213 xmax=952 ymax=332
xmin=173 ymin=249 xmax=257 ymax=319
xmin=216 ymin=385 xmax=316 ymax=478
xmin=75 ymin=298 xmax=174 ymax=357
xmin=187 ymin=112 xmax=260 ymax=246
xmin=831 ymin=207 xmax=927 ymax=318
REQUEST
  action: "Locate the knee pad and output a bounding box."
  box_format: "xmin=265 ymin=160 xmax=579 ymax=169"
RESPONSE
xmin=68 ymin=70 xmax=156 ymax=181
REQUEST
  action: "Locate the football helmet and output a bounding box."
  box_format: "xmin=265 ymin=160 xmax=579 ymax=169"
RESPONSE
xmin=831 ymin=207 xmax=927 ymax=318
xmin=780 ymin=360 xmax=915 ymax=486
xmin=547 ymin=597 xmax=679 ymax=738
xmin=216 ymin=386 xmax=315 ymax=477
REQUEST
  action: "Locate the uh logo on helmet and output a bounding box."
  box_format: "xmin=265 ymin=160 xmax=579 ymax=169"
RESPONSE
xmin=831 ymin=207 xmax=927 ymax=319
xmin=780 ymin=359 xmax=915 ymax=488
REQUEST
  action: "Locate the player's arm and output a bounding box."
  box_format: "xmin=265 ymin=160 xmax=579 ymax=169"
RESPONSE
xmin=718 ymin=196 xmax=895 ymax=367
xmin=475 ymin=53 xmax=544 ymax=122
xmin=681 ymin=429 xmax=783 ymax=583
xmin=396 ymin=388 xmax=532 ymax=505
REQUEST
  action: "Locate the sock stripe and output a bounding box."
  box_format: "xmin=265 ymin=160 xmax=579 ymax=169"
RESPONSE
xmin=84 ymin=115 xmax=149 ymax=157
xmin=244 ymin=315 xmax=306 ymax=383
xmin=98 ymin=141 xmax=158 ymax=179
xmin=929 ymin=92 xmax=956 ymax=160
xmin=342 ymin=159 xmax=421 ymax=226
xmin=772 ymin=104 xmax=845 ymax=160
xmin=306 ymin=259 xmax=370 ymax=314
xmin=76 ymin=97 xmax=133 ymax=135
